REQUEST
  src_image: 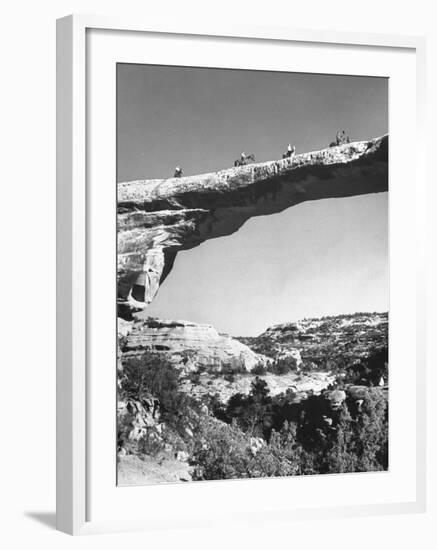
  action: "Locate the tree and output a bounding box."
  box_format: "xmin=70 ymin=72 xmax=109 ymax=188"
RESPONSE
xmin=320 ymin=391 xmax=388 ymax=473
xmin=250 ymin=377 xmax=270 ymax=402
xmin=225 ymin=377 xmax=272 ymax=437
xmin=344 ymin=348 xmax=388 ymax=386
xmin=252 ymin=363 xmax=267 ymax=375
xmin=190 ymin=418 xmax=253 ymax=480
xmin=120 ymin=352 xmax=181 ymax=417
xmin=268 ymin=356 xmax=297 ymax=375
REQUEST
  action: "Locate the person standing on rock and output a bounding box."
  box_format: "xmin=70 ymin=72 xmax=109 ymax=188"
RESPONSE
xmin=336 ymin=130 xmax=351 ymax=146
xmin=283 ymin=144 xmax=296 ymax=159
xmin=174 ymin=166 xmax=183 ymax=178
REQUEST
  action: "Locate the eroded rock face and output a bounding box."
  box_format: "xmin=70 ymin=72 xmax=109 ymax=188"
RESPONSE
xmin=121 ymin=317 xmax=269 ymax=372
xmin=247 ymin=312 xmax=388 ymax=367
xmin=118 ymin=136 xmax=388 ymax=313
xmin=117 ymin=397 xmax=163 ymax=456
xmin=323 ymin=389 xmax=347 ymax=410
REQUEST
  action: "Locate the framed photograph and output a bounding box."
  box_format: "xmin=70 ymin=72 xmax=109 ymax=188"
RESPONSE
xmin=56 ymin=15 xmax=427 ymax=535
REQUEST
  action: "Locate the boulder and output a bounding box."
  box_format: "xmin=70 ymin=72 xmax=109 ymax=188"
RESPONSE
xmin=323 ymin=389 xmax=347 ymax=410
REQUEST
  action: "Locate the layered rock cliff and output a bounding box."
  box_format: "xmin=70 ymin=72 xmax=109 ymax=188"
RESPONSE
xmin=117 ymin=136 xmax=388 ymax=314
xmin=120 ymin=317 xmax=270 ymax=372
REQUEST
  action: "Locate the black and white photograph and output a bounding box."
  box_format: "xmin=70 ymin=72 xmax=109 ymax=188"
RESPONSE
xmin=1 ymin=0 xmax=433 ymax=544
xmin=116 ymin=63 xmax=389 ymax=485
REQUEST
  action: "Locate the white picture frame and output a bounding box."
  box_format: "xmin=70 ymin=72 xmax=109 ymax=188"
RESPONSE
xmin=56 ymin=14 xmax=427 ymax=535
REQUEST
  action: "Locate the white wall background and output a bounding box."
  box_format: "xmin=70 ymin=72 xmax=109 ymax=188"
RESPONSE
xmin=0 ymin=0 xmax=435 ymax=547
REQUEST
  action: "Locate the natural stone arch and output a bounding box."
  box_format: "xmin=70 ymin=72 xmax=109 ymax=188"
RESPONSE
xmin=117 ymin=135 xmax=388 ymax=317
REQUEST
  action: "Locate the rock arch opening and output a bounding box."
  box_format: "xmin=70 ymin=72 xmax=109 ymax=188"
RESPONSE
xmin=117 ymin=136 xmax=388 ymax=320
xmin=145 ymin=192 xmax=388 ymax=336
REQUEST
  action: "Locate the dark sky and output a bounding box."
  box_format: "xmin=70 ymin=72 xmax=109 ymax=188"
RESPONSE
xmin=117 ymin=64 xmax=388 ymax=336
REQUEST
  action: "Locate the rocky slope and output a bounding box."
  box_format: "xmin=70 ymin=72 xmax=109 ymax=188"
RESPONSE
xmin=179 ymin=371 xmax=334 ymax=405
xmin=117 ymin=136 xmax=388 ymax=314
xmin=120 ymin=317 xmax=270 ymax=372
xmin=238 ymin=312 xmax=388 ymax=370
xmin=117 ymin=312 xmax=389 ymax=483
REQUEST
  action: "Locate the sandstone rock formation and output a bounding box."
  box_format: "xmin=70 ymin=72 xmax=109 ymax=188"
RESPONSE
xmin=121 ymin=317 xmax=270 ymax=372
xmin=180 ymin=371 xmax=334 ymax=405
xmin=241 ymin=312 xmax=388 ymax=368
xmin=117 ymin=397 xmax=162 ymax=454
xmin=118 ymin=136 xmax=388 ymax=314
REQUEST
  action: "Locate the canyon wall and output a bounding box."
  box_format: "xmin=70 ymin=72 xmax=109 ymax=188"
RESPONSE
xmin=121 ymin=318 xmax=269 ymax=372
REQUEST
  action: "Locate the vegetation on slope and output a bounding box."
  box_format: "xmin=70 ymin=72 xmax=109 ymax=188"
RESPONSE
xmin=118 ymin=311 xmax=389 ymax=482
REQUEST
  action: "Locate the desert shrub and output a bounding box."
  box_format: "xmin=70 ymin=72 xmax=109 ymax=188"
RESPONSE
xmin=347 ymin=389 xmax=388 ymax=470
xmin=215 ymin=379 xmax=389 ymax=475
xmin=191 ymin=417 xmax=316 ymax=480
xmin=137 ymin=429 xmax=165 ymax=457
xmin=190 ymin=418 xmax=253 ymax=480
xmin=120 ymin=352 xmax=190 ymax=424
xmin=121 ymin=354 xmax=176 ymax=403
xmin=299 ymin=360 xmax=315 ymax=373
xmin=192 ymin=383 xmax=388 ymax=479
xmin=248 ymin=423 xmax=302 ymax=477
xmin=267 ymin=356 xmax=297 ymax=375
xmin=188 ymin=371 xmax=201 ymax=384
xmin=252 ymin=363 xmax=267 ymax=375
xmin=236 ymin=336 xmax=279 ymax=358
xmin=203 ymin=393 xmax=224 ymax=413
xmin=161 ymin=426 xmax=189 ymax=455
xmin=250 ymin=377 xmax=270 ymax=399
xmin=225 ymin=377 xmax=272 ymax=437
xmin=296 ymin=390 xmax=389 ymax=474
xmin=344 ymin=348 xmax=388 ymax=386
xmin=221 ymin=358 xmax=247 ymax=375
